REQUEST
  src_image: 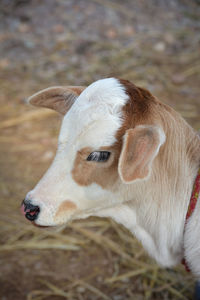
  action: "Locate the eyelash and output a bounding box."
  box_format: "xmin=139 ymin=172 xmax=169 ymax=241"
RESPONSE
xmin=87 ymin=151 xmax=110 ymax=162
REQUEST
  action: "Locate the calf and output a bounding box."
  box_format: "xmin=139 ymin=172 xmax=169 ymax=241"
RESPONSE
xmin=22 ymin=78 xmax=200 ymax=277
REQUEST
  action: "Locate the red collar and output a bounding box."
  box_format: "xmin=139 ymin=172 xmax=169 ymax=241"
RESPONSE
xmin=182 ymin=168 xmax=200 ymax=272
xmin=185 ymin=168 xmax=200 ymax=220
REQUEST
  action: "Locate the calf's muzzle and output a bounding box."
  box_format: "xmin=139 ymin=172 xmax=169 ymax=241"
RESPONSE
xmin=21 ymin=199 xmax=40 ymax=221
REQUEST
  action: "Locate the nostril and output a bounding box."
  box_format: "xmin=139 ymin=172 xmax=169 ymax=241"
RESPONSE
xmin=25 ymin=206 xmax=40 ymax=221
xmin=21 ymin=199 xmax=40 ymax=221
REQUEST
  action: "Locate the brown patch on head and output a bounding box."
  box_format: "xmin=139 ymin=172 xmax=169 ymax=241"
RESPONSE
xmin=55 ymin=200 xmax=77 ymax=219
xmin=72 ymin=147 xmax=119 ymax=189
xmin=121 ymin=79 xmax=155 ymax=114
xmin=116 ymin=79 xmax=158 ymax=139
xmin=72 ymin=79 xmax=164 ymax=189
xmin=112 ymin=79 xmax=164 ymax=160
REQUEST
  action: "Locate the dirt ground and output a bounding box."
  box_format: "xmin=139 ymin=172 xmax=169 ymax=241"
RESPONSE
xmin=0 ymin=0 xmax=200 ymax=299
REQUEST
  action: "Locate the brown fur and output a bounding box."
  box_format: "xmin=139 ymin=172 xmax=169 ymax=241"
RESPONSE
xmin=71 ymin=147 xmax=119 ymax=189
xmin=116 ymin=79 xmax=158 ymax=140
xmin=55 ymin=200 xmax=77 ymax=219
xmin=120 ymin=80 xmax=200 ymax=185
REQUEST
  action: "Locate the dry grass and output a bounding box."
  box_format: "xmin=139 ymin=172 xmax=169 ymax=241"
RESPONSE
xmin=0 ymin=212 xmax=195 ymax=299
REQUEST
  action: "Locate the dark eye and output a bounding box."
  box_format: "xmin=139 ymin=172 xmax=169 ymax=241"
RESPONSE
xmin=87 ymin=151 xmax=110 ymax=162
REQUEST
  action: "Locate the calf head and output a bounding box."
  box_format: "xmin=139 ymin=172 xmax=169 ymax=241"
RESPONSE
xmin=22 ymin=78 xmax=165 ymax=226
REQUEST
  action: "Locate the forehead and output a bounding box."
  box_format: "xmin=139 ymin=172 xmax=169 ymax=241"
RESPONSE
xmin=59 ymin=78 xmax=129 ymax=148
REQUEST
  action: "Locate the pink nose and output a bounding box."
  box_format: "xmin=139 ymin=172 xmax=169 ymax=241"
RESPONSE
xmin=21 ymin=200 xmax=40 ymax=221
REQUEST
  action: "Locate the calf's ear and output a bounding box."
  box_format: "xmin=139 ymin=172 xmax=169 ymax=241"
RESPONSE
xmin=27 ymin=86 xmax=86 ymax=115
xmin=118 ymin=125 xmax=165 ymax=183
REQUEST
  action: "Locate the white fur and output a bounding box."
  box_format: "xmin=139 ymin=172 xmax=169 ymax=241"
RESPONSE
xmin=59 ymin=78 xmax=129 ymax=147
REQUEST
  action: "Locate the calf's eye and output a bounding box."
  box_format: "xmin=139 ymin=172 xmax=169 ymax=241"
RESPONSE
xmin=87 ymin=151 xmax=110 ymax=162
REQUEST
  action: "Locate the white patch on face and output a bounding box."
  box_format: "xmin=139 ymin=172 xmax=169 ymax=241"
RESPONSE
xmin=26 ymin=78 xmax=129 ymax=226
xmin=59 ymin=78 xmax=129 ymax=147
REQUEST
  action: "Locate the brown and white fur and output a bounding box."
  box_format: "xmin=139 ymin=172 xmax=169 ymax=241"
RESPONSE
xmin=25 ymin=78 xmax=200 ymax=277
